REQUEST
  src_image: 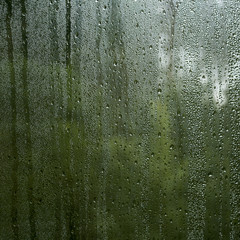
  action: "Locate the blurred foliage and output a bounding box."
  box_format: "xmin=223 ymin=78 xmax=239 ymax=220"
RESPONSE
xmin=0 ymin=0 xmax=239 ymax=239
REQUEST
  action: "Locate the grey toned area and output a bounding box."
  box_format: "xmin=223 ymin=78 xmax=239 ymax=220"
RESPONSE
xmin=0 ymin=0 xmax=239 ymax=239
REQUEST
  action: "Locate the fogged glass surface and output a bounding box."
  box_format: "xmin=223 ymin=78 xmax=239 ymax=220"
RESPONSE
xmin=0 ymin=0 xmax=239 ymax=239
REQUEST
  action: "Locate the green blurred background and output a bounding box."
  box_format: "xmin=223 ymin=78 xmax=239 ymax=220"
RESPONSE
xmin=0 ymin=0 xmax=239 ymax=239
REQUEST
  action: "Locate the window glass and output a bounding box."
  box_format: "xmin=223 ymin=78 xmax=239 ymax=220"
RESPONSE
xmin=0 ymin=0 xmax=239 ymax=239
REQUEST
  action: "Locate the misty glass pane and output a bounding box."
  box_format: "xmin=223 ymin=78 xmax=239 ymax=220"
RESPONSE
xmin=0 ymin=0 xmax=239 ymax=239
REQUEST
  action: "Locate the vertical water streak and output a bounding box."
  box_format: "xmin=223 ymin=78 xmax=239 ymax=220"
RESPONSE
xmin=71 ymin=1 xmax=84 ymax=238
xmin=64 ymin=0 xmax=76 ymax=238
xmin=161 ymin=1 xmax=188 ymax=238
xmin=227 ymin=1 xmax=240 ymax=238
xmin=95 ymin=2 xmax=107 ymax=239
xmin=107 ymin=0 xmax=129 ymax=130
xmin=5 ymin=0 xmax=19 ymax=239
xmin=181 ymin=2 xmax=206 ymax=238
xmin=106 ymin=0 xmax=131 ymax=237
xmin=48 ymin=0 xmax=62 ymax=239
xmin=20 ymin=0 xmax=36 ymax=239
xmin=170 ymin=2 xmax=188 ymax=238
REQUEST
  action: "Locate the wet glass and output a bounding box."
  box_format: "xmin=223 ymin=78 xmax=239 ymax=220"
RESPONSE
xmin=0 ymin=0 xmax=239 ymax=239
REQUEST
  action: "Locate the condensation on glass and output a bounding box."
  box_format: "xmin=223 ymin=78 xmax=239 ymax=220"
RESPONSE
xmin=0 ymin=0 xmax=239 ymax=239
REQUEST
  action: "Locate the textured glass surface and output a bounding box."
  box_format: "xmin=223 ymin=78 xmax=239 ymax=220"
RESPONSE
xmin=0 ymin=0 xmax=239 ymax=239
